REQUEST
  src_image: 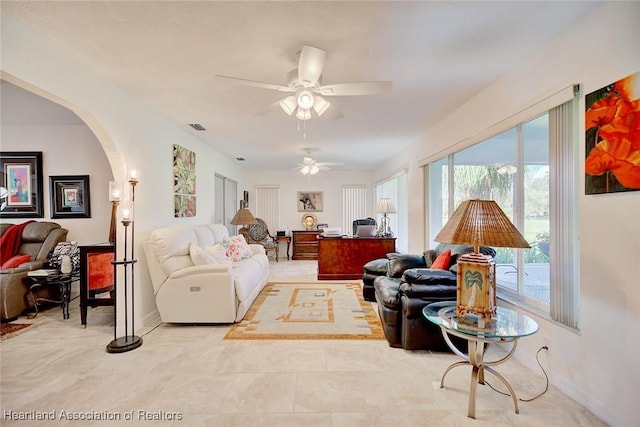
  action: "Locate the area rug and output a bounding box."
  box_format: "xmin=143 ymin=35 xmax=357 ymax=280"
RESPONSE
xmin=224 ymin=281 xmax=384 ymax=340
xmin=1 ymin=323 xmax=34 ymax=341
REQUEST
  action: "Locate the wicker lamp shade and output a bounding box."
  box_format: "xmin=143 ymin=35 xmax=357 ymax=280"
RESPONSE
xmin=230 ymin=208 xmax=258 ymax=226
xmin=435 ymin=199 xmax=530 ymax=320
xmin=434 ymin=200 xmax=530 ymax=250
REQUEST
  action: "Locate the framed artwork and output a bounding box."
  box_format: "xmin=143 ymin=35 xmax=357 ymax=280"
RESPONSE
xmin=297 ymin=191 xmax=323 ymax=212
xmin=49 ymin=175 xmax=91 ymax=218
xmin=585 ymin=71 xmax=640 ymax=194
xmin=173 ymin=144 xmax=196 ymax=217
xmin=0 ymin=151 xmax=44 ymax=218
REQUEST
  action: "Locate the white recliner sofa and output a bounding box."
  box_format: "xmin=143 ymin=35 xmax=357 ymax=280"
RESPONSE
xmin=143 ymin=223 xmax=270 ymax=323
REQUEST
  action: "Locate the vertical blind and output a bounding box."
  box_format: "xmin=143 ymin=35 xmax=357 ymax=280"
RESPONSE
xmin=254 ymin=186 xmax=280 ymax=233
xmin=342 ymin=185 xmax=368 ymax=235
xmin=549 ymin=100 xmax=579 ymax=328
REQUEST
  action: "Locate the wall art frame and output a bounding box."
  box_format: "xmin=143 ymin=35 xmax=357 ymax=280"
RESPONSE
xmin=297 ymin=191 xmax=323 ymax=212
xmin=49 ymin=175 xmax=91 ymax=218
xmin=585 ymin=71 xmax=640 ymax=194
xmin=173 ymin=144 xmax=197 ymax=217
xmin=0 ymin=151 xmax=44 ymax=218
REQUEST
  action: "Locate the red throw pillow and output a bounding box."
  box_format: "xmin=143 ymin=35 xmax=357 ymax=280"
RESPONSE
xmin=1 ymin=254 xmax=31 ymax=269
xmin=431 ymin=249 xmax=451 ymax=270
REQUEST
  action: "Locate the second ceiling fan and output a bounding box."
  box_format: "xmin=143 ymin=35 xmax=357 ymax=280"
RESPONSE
xmin=215 ymin=45 xmax=392 ymax=121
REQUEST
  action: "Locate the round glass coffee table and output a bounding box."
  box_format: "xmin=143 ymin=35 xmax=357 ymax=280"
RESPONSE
xmin=423 ymin=301 xmax=538 ymax=419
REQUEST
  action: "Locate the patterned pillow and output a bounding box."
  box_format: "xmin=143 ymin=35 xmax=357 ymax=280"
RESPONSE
xmin=222 ymin=235 xmax=254 ymax=263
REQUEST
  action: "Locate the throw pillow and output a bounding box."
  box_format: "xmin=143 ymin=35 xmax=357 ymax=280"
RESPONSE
xmin=431 ymin=249 xmax=451 ymax=270
xmin=223 ymin=235 xmax=254 ymax=263
xmin=1 ymin=254 xmax=31 ymax=269
xmin=206 ymin=244 xmax=232 ymax=266
xmin=189 ymin=243 xmax=217 ymax=266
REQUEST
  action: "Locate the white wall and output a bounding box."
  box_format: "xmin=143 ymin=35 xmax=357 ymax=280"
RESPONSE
xmin=1 ymin=14 xmax=247 ymax=329
xmin=245 ymin=169 xmax=374 ymax=233
xmin=374 ymin=3 xmax=640 ymax=426
xmin=1 ymin=123 xmax=113 ymax=245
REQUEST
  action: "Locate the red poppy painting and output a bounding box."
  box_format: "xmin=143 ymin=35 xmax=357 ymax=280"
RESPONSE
xmin=585 ymin=71 xmax=640 ymax=194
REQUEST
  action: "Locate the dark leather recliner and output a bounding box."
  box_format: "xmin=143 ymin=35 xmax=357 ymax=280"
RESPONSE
xmin=0 ymin=222 xmax=69 ymax=321
xmin=366 ymin=243 xmax=496 ymax=350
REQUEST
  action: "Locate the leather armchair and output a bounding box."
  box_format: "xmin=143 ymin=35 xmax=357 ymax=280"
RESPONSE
xmin=368 ymin=243 xmax=496 ymax=350
xmin=0 ymin=222 xmax=68 ymax=321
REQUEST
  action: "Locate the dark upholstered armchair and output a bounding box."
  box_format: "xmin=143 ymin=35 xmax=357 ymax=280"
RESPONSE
xmin=363 ymin=243 xmax=496 ymax=350
xmin=247 ymin=218 xmax=278 ymax=262
xmin=0 ymin=222 xmax=68 ymax=321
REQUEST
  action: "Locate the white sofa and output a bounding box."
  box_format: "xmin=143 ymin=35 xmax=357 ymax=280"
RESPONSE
xmin=143 ymin=223 xmax=270 ymax=323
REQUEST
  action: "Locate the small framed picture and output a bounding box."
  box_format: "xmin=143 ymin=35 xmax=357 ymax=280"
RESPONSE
xmin=297 ymin=191 xmax=323 ymax=212
xmin=0 ymin=151 xmax=44 ymax=218
xmin=50 ymin=175 xmax=91 ymax=218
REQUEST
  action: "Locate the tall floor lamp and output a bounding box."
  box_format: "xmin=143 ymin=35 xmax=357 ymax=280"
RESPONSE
xmin=107 ymin=172 xmax=143 ymax=353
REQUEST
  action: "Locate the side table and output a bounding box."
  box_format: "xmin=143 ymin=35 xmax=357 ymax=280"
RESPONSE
xmin=27 ymin=270 xmax=79 ymax=320
xmin=276 ymin=235 xmax=292 ymax=260
xmin=423 ymin=301 xmax=538 ymax=419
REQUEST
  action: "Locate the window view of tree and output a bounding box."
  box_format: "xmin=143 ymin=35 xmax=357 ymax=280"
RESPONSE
xmin=432 ymin=114 xmax=550 ymax=305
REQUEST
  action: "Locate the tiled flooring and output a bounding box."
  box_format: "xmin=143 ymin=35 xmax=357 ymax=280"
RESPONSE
xmin=0 ymin=260 xmax=605 ymax=426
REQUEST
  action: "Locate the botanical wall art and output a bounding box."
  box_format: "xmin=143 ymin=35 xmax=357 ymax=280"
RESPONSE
xmin=297 ymin=191 xmax=323 ymax=212
xmin=585 ymin=71 xmax=640 ymax=194
xmin=173 ymin=144 xmax=196 ymax=217
xmin=0 ymin=151 xmax=44 ymax=218
xmin=49 ymin=175 xmax=91 ymax=218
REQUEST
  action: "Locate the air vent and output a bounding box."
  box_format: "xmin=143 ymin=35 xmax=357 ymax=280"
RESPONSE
xmin=188 ymin=123 xmax=206 ymax=131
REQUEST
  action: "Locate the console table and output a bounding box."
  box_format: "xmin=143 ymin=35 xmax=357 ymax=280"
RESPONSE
xmin=291 ymin=230 xmax=320 ymax=260
xmin=317 ymin=236 xmax=396 ymax=280
xmin=423 ymin=301 xmax=538 ymax=419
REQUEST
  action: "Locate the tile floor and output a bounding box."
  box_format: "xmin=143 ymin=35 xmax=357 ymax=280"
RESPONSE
xmin=0 ymin=260 xmax=605 ymax=426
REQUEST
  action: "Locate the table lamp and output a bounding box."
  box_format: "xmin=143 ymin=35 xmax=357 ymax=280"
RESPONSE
xmin=375 ymin=198 xmax=397 ymax=237
xmin=434 ymin=199 xmax=530 ymax=320
xmin=230 ymin=207 xmax=258 ymax=239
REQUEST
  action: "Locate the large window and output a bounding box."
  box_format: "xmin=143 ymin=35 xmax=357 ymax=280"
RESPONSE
xmin=428 ymin=99 xmax=578 ymax=328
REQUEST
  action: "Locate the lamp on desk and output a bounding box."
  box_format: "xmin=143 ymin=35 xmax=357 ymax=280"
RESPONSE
xmin=230 ymin=207 xmax=258 ymax=239
xmin=375 ymin=198 xmax=396 ymax=237
xmin=434 ymin=199 xmax=530 ymax=320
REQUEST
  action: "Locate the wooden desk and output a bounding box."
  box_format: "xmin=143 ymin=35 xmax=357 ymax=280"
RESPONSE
xmin=317 ymin=237 xmax=396 ymax=280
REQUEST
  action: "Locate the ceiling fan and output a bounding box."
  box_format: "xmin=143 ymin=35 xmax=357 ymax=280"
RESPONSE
xmin=215 ymin=45 xmax=392 ymax=122
xmin=295 ymin=150 xmax=344 ymax=181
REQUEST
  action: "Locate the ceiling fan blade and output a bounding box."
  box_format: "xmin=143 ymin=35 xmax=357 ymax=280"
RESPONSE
xmin=297 ymin=45 xmax=326 ymax=87
xmin=323 ymin=107 xmax=344 ymax=121
xmin=317 ymin=81 xmax=392 ymax=96
xmin=317 ymin=162 xmax=344 ymax=167
xmin=215 ymin=75 xmax=294 ymax=92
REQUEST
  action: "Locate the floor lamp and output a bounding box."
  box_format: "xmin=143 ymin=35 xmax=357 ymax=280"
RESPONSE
xmin=107 ymin=172 xmax=142 ymax=353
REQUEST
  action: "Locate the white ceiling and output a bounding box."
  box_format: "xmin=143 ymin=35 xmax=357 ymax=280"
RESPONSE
xmin=1 ymin=1 xmax=598 ymax=171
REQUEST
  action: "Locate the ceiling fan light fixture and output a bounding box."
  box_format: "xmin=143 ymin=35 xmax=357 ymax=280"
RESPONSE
xmin=296 ymin=108 xmax=311 ymax=121
xmin=300 ymin=166 xmax=310 ymax=175
xmin=312 ymin=95 xmax=330 ymax=116
xmin=297 ymin=90 xmax=315 ymax=110
xmin=279 ymin=96 xmax=297 ymax=115
xmin=309 ymin=165 xmax=320 ymax=175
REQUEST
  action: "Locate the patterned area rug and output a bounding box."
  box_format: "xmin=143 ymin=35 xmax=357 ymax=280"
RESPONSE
xmin=0 ymin=323 xmax=33 ymax=340
xmin=225 ymin=281 xmax=384 ymax=340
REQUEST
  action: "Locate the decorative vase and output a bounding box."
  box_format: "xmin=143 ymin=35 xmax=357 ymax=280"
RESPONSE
xmin=60 ymin=255 xmax=72 ymax=274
